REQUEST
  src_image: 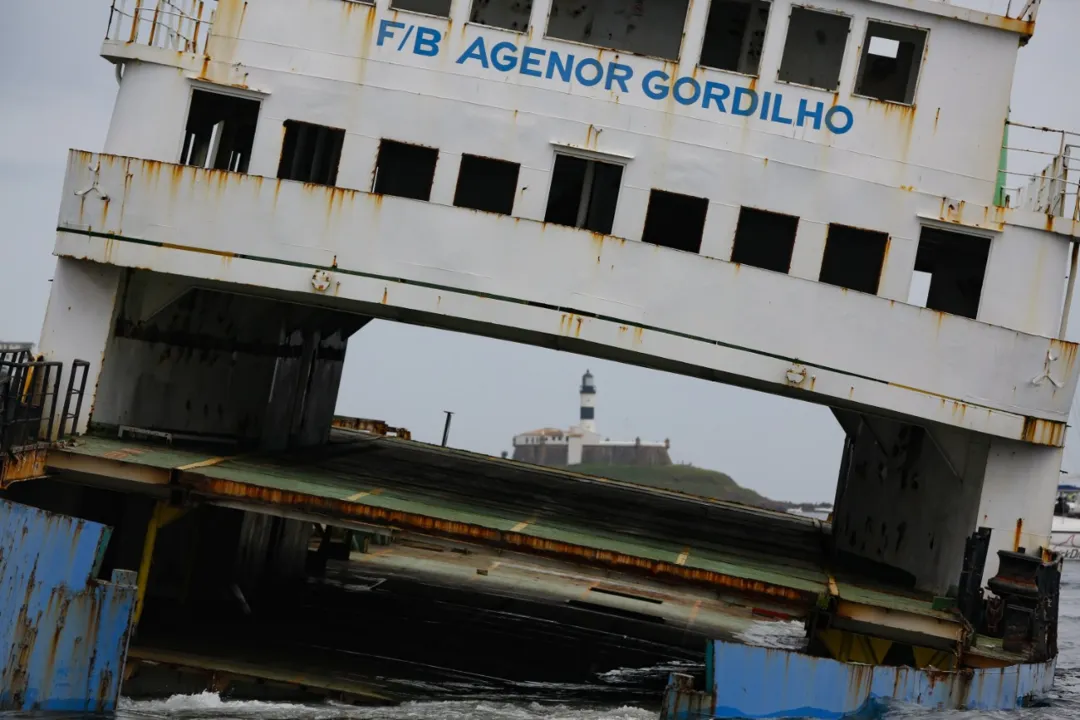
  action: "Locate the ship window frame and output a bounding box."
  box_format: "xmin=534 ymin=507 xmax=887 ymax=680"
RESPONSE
xmin=389 ymin=0 xmax=452 ymax=20
xmin=907 ymin=223 xmax=992 ymax=320
xmin=542 ymin=149 xmax=627 ymax=236
xmin=467 ymin=0 xmax=533 ymax=34
xmin=453 ymin=153 xmax=522 ymax=215
xmin=730 ymin=205 xmax=799 ymax=273
xmin=818 ymin=223 xmax=890 ymax=296
xmin=277 ymin=119 xmax=346 ymax=187
xmin=640 ymin=188 xmax=710 ymax=254
xmin=372 ymin=139 xmax=440 ymax=202
xmin=775 ymin=5 xmax=852 ymax=93
xmin=851 ymin=18 xmax=929 ymax=107
xmin=543 ymin=0 xmax=692 ymax=63
xmin=178 ymin=82 xmax=265 ymax=174
xmin=696 ymin=0 xmax=774 ymax=78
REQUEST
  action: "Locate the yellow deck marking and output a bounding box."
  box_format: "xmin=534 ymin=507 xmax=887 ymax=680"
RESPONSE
xmin=510 ymin=521 xmax=531 ymax=533
xmin=675 ymin=548 xmax=691 ymax=566
xmin=345 ymin=489 xmax=382 ymax=502
xmin=176 ymin=456 xmax=233 ymax=471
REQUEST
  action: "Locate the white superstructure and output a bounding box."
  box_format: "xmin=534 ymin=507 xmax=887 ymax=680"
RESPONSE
xmin=38 ymin=0 xmax=1080 ymax=590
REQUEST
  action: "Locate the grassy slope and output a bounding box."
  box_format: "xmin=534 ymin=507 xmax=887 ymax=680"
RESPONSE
xmin=571 ymin=463 xmax=779 ymax=509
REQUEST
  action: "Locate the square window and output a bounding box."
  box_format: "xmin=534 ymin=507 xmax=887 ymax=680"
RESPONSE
xmin=640 ymin=190 xmax=709 ymax=253
xmin=454 ymin=155 xmax=520 ymax=214
xmin=392 ymin=0 xmax=451 ymax=17
xmin=181 ymin=89 xmax=260 ymax=173
xmin=544 ymin=154 xmax=623 ymax=235
xmin=700 ymin=0 xmax=771 ymax=75
xmin=911 ymin=227 xmax=990 ymax=319
xmin=854 ymin=21 xmax=927 ymax=105
xmin=818 ymin=224 xmax=889 ymax=295
xmin=277 ymin=120 xmax=346 ymax=186
xmin=730 ymin=207 xmax=798 ymax=272
xmin=546 ymin=0 xmax=689 ymax=61
xmin=471 ymin=0 xmax=533 ymax=31
xmin=373 ymin=140 xmax=439 ymax=201
xmin=777 ymin=6 xmax=850 ymax=91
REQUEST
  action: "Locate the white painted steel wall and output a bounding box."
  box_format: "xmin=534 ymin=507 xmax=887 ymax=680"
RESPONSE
xmin=90 ymin=0 xmax=1075 ymax=343
xmin=53 ymin=152 xmax=1080 ymax=445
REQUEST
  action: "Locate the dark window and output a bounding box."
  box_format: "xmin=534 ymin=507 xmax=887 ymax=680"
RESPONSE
xmin=277 ymin=121 xmax=345 ymax=186
xmin=373 ymin=140 xmax=439 ymax=201
xmin=181 ymin=89 xmax=260 ymax=173
xmin=819 ymin=224 xmax=889 ymax=295
xmin=392 ymin=0 xmax=451 ymax=16
xmin=544 ymin=155 xmax=623 ymax=235
xmin=453 ymin=155 xmax=520 ymax=215
xmin=731 ymin=207 xmax=798 ymax=272
xmin=777 ymin=7 xmax=850 ymax=91
xmin=640 ymin=190 xmax=709 ymax=253
xmin=700 ymin=0 xmax=771 ymax=75
xmin=911 ymin=227 xmax=990 ymax=319
xmin=547 ymin=0 xmax=689 ymax=61
xmin=471 ymin=0 xmax=532 ymax=31
xmin=854 ymin=21 xmax=927 ymax=105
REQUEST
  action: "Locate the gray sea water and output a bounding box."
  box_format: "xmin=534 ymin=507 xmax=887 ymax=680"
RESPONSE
xmin=42 ymin=565 xmax=1080 ymax=720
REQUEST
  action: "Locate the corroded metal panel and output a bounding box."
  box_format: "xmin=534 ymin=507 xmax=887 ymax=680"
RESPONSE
xmin=0 ymin=499 xmax=137 ymax=712
xmin=659 ymin=639 xmax=1056 ymax=719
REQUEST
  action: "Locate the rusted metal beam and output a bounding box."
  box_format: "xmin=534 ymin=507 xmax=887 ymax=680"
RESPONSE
xmin=46 ymin=449 xmax=173 ymax=486
xmin=0 ymin=447 xmax=48 ymax=488
xmin=331 ymin=415 xmax=412 ymax=440
xmin=180 ymin=473 xmax=817 ymax=606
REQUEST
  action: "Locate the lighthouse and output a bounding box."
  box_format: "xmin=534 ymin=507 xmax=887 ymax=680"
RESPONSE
xmin=579 ymin=370 xmax=596 ymax=433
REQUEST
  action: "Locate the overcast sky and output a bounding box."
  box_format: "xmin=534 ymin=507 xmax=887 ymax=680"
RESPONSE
xmin=1 ymin=1 xmax=1078 ymax=503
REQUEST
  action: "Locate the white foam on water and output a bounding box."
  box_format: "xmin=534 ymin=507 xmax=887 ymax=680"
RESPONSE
xmin=732 ymin=619 xmax=808 ymax=650
xmin=118 ymin=694 xmax=655 ymax=720
xmin=597 ymin=661 xmax=703 ymax=685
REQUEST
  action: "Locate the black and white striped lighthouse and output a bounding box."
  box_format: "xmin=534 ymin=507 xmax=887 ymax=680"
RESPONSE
xmin=579 ymin=370 xmax=596 ymax=433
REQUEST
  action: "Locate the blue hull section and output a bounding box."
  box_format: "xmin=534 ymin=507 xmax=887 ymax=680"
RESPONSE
xmin=0 ymin=498 xmax=137 ymax=712
xmin=660 ymin=639 xmax=1056 ymax=719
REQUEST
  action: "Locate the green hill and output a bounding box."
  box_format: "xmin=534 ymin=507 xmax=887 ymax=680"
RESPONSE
xmin=571 ymin=463 xmax=780 ymax=509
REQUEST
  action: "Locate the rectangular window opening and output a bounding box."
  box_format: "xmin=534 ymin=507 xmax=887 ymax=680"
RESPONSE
xmin=182 ymin=89 xmax=260 ymax=173
xmin=912 ymin=227 xmax=990 ymax=319
xmin=373 ymin=140 xmax=439 ymax=201
xmin=277 ymin=120 xmax=345 ymax=186
xmin=547 ymin=0 xmax=689 ymax=61
xmin=392 ymin=0 xmax=451 ymax=17
xmin=454 ymin=154 xmax=521 ymax=215
xmin=777 ymin=6 xmax=850 ymax=91
xmin=730 ymin=207 xmax=798 ymax=273
xmin=818 ymin=224 xmax=889 ymax=295
xmin=855 ymin=21 xmax=927 ymax=105
xmin=700 ymin=0 xmax=771 ymax=75
xmin=471 ymin=0 xmax=533 ymax=31
xmin=640 ymin=190 xmax=708 ymax=253
xmin=543 ymin=154 xmax=623 ymax=235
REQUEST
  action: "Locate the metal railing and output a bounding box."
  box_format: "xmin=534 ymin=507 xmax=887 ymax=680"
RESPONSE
xmin=936 ymin=0 xmax=1040 ymax=21
xmin=0 ymin=349 xmax=90 ymax=455
xmin=106 ymin=0 xmax=216 ymax=56
xmin=998 ymin=121 xmax=1080 ymax=222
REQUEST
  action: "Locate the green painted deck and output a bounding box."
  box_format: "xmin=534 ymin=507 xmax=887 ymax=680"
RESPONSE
xmin=51 ymin=428 xmax=997 ymax=656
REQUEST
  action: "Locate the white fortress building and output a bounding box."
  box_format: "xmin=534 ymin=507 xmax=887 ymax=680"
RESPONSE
xmin=511 ymin=370 xmax=672 ymax=466
xmin=35 ymin=0 xmax=1080 ymax=603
